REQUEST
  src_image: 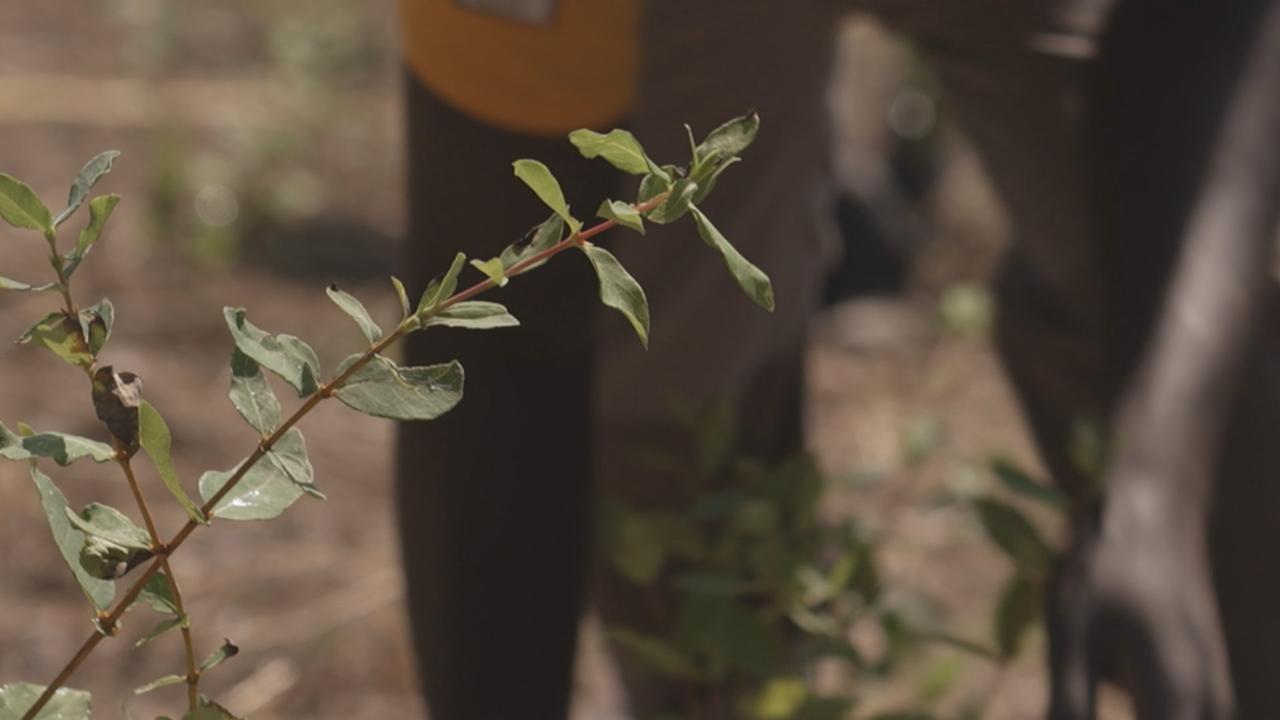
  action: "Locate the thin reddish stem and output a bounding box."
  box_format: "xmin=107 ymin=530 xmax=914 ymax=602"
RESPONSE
xmin=20 ymin=192 xmax=667 ymax=720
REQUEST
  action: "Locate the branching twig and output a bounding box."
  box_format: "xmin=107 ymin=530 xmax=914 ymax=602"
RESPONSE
xmin=19 ymin=191 xmax=670 ymax=720
xmin=117 ymin=453 xmax=200 ymax=712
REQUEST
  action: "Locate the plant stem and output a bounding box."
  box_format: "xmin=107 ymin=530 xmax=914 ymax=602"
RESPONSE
xmin=43 ymin=229 xmax=76 ymax=315
xmin=118 ymin=454 xmax=200 ymax=712
xmin=19 ymin=192 xmax=669 ymax=720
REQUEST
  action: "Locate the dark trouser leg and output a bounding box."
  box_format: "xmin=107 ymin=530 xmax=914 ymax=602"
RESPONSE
xmin=589 ymin=1 xmax=838 ymax=714
xmin=397 ymin=72 xmax=619 ymax=720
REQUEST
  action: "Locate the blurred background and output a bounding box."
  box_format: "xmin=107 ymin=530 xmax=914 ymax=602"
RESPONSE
xmin=0 ymin=2 xmax=1125 ymax=718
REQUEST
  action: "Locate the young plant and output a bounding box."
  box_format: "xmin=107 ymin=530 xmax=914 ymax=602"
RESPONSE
xmin=601 ymin=406 xmax=1067 ymax=719
xmin=0 ymin=113 xmax=770 ymax=720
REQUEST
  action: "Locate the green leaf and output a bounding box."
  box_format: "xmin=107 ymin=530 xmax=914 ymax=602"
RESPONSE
xmin=579 ymin=244 xmax=649 ymax=348
xmin=135 ymin=615 xmax=188 ymax=648
xmin=794 ymin=697 xmax=856 ymax=720
xmin=512 ymin=159 xmax=581 ymax=232
xmin=994 ymin=574 xmax=1041 ymax=658
xmin=199 ymin=640 xmax=240 ymax=673
xmin=690 ymin=156 xmax=741 ymax=205
xmin=990 ymin=457 xmax=1065 ymax=508
xmin=596 ymin=199 xmax=645 ymax=234
xmin=17 ymin=312 xmax=94 ymax=370
xmin=0 ymin=683 xmax=91 ymax=720
xmin=499 ymin=214 xmax=563 ymax=272
xmin=228 ymin=350 xmax=281 ymax=434
xmin=0 ymin=276 xmax=55 ymax=292
xmin=28 ymin=465 xmax=115 ymax=611
xmin=644 ymin=178 xmax=698 ymax=224
xmin=65 ymin=194 xmax=120 ymax=279
xmin=606 ymin=513 xmax=667 ymax=585
xmin=422 ymin=301 xmax=519 ymax=330
xmin=79 ymin=299 xmax=113 ymax=357
xmin=0 ymin=173 xmax=52 ymax=233
xmin=637 ymin=170 xmax=673 ymax=205
xmin=68 ymin=503 xmax=154 ymax=580
xmin=66 ymin=503 xmax=151 ymax=551
xmin=567 ymin=128 xmax=651 ymax=174
xmin=607 ymin=628 xmax=703 ymax=681
xmin=139 ymin=400 xmax=206 ymax=523
xmin=56 ymin=150 xmax=121 ymax=227
xmin=199 ymin=428 xmax=322 ymax=521
xmin=694 ymin=112 xmax=760 ymax=163
xmin=0 ymin=423 xmax=116 ymax=466
xmin=326 ymin=284 xmax=383 ymax=343
xmin=743 ymin=677 xmax=807 ymax=719
xmin=416 ymin=252 xmax=467 ymax=315
xmin=972 ymin=497 xmax=1052 ymax=575
xmin=469 ymin=257 xmax=508 ymax=287
xmin=690 ymin=206 xmax=775 ymax=311
xmin=222 ymin=308 xmax=320 ymax=396
xmin=133 ymin=675 xmax=185 ymax=696
xmin=183 ymin=698 xmax=241 ymax=720
xmin=390 ymin=276 xmax=411 ymax=318
xmin=332 ymin=354 xmax=464 ymax=421
xmin=135 ymin=571 xmax=180 ymax=615
xmin=675 ymin=595 xmax=780 ymax=676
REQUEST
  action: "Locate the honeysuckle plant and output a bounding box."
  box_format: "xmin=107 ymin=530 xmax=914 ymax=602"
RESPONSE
xmin=0 ymin=113 xmax=771 ymax=720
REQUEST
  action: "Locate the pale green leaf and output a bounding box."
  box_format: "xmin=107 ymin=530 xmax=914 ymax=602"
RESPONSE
xmin=133 ymin=675 xmax=185 ymax=696
xmin=28 ymin=465 xmax=115 ymax=611
xmin=596 ymin=199 xmax=645 ymax=234
xmin=79 ymin=299 xmax=113 ymax=357
xmin=326 ymin=284 xmax=383 ymax=343
xmin=390 ymin=276 xmax=411 ymax=318
xmin=468 ymin=257 xmax=508 ymax=287
xmin=690 ymin=156 xmax=740 ymax=204
xmin=422 ymin=301 xmax=519 ymax=330
xmin=139 ymin=401 xmax=206 ymax=523
xmin=694 ymin=112 xmax=760 ymax=162
xmin=0 ymin=423 xmax=116 ymax=466
xmin=68 ymin=503 xmax=154 ymax=580
xmin=0 ymin=277 xmax=55 ymax=292
xmin=644 ymin=178 xmax=698 ymax=224
xmin=199 ymin=428 xmax=322 ymax=521
xmin=199 ymin=640 xmax=240 ymax=673
xmin=580 ymin=244 xmax=649 ymax=348
xmin=135 ymin=615 xmax=188 ymax=649
xmin=637 ymin=170 xmax=672 ymax=206
xmin=65 ymin=194 xmax=119 ymax=278
xmin=223 ymin=308 xmax=320 ymax=396
xmin=499 ymin=214 xmax=563 ymax=272
xmin=745 ymin=678 xmax=808 ymax=719
xmin=512 ymin=159 xmax=580 ymax=232
xmin=416 ymin=252 xmax=467 ymax=315
xmin=333 ymin=354 xmax=464 ymax=421
xmin=690 ymin=206 xmax=775 ymax=311
xmin=183 ymin=698 xmax=241 ymax=720
xmin=568 ymin=128 xmax=650 ymax=174
xmin=17 ymin=312 xmax=93 ymax=370
xmin=0 ymin=173 xmax=52 ymax=233
xmin=134 ymin=571 xmax=180 ymax=615
xmin=0 ymin=683 xmax=91 ymax=720
xmin=56 ymin=151 xmax=120 ymax=228
xmin=66 ymin=503 xmax=151 ymax=551
xmin=228 ymin=350 xmax=281 ymax=434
